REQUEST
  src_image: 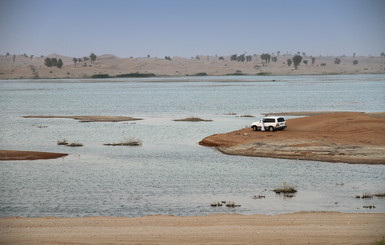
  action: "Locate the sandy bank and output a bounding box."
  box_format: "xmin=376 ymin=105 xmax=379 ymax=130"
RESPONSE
xmin=23 ymin=115 xmax=142 ymax=122
xmin=0 ymin=150 xmax=68 ymax=161
xmin=1 ymin=54 xmax=384 ymax=79
xmin=200 ymin=112 xmax=385 ymax=164
xmin=0 ymin=212 xmax=384 ymax=244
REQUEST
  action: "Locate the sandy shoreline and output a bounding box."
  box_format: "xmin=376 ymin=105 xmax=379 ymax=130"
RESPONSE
xmin=1 ymin=212 xmax=384 ymax=244
xmin=200 ymin=112 xmax=385 ymax=164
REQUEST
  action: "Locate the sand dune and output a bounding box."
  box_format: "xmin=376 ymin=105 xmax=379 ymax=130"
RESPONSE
xmin=1 ymin=54 xmax=384 ymax=79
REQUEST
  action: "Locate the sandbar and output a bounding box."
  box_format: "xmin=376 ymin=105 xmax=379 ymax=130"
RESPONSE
xmin=0 ymin=150 xmax=68 ymax=161
xmin=200 ymin=112 xmax=385 ymax=164
xmin=23 ymin=115 xmax=142 ymax=122
xmin=0 ymin=212 xmax=384 ymax=244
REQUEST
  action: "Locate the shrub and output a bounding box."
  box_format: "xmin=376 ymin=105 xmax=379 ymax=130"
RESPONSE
xmin=57 ymin=139 xmax=68 ymax=145
xmin=92 ymin=74 xmax=110 ymax=78
xmin=104 ymin=137 xmax=142 ymax=146
xmin=361 ymin=192 xmax=373 ymax=199
xmin=193 ymin=72 xmax=207 ymax=76
xmin=274 ymin=182 xmax=297 ymax=194
xmin=115 ymin=72 xmax=155 ymax=78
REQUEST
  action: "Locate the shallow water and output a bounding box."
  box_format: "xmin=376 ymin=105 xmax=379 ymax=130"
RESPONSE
xmin=0 ymin=74 xmax=384 ymax=217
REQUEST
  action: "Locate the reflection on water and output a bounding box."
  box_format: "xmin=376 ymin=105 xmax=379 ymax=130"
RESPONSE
xmin=0 ymin=74 xmax=384 ymax=217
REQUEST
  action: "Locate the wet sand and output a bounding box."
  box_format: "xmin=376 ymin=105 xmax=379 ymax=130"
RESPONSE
xmin=1 ymin=212 xmax=384 ymax=244
xmin=200 ymin=112 xmax=385 ymax=164
xmin=0 ymin=150 xmax=68 ymax=161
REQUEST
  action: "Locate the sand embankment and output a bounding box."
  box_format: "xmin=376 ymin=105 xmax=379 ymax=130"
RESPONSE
xmin=0 ymin=150 xmax=67 ymax=161
xmin=0 ymin=212 xmax=384 ymax=244
xmin=200 ymin=112 xmax=385 ymax=164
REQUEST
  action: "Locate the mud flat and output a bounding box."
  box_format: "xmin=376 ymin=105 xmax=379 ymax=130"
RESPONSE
xmin=0 ymin=150 xmax=68 ymax=161
xmin=200 ymin=112 xmax=385 ymax=164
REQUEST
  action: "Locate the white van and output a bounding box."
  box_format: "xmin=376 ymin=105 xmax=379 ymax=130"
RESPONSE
xmin=251 ymin=116 xmax=287 ymax=131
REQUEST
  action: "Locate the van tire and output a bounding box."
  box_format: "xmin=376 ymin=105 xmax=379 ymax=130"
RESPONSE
xmin=269 ymin=126 xmax=274 ymax=132
xmin=252 ymin=126 xmax=258 ymax=131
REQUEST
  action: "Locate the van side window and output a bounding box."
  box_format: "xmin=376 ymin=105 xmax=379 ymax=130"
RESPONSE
xmin=277 ymin=118 xmax=285 ymax=122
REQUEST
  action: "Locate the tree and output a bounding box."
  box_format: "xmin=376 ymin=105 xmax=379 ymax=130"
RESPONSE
xmin=353 ymin=52 xmax=356 ymax=58
xmin=272 ymin=57 xmax=278 ymax=62
xmin=165 ymin=56 xmax=171 ymax=61
xmin=237 ymin=54 xmax=245 ymax=62
xmin=353 ymin=60 xmax=358 ymax=65
xmin=334 ymin=57 xmax=341 ymax=64
xmin=230 ymin=54 xmax=237 ymax=61
xmin=30 ymin=55 xmax=34 ymax=60
xmin=302 ymin=52 xmax=306 ymax=57
xmin=287 ymin=59 xmax=292 ymax=67
xmin=292 ymin=55 xmax=302 ymax=69
xmin=73 ymin=57 xmax=78 ymax=66
xmin=89 ymin=53 xmax=97 ymax=64
xmin=6 ymin=52 xmax=10 ymax=57
xmin=311 ymin=56 xmax=316 ymax=65
xmin=381 ymin=52 xmax=385 ymax=57
xmin=44 ymin=57 xmax=53 ymax=67
xmin=13 ymin=54 xmax=16 ymax=63
xmin=260 ymin=53 xmax=271 ymax=65
xmin=277 ymin=51 xmax=280 ymax=56
xmin=51 ymin=58 xmax=58 ymax=67
xmin=57 ymin=59 xmax=63 ymax=68
xmin=303 ymin=60 xmax=308 ymax=65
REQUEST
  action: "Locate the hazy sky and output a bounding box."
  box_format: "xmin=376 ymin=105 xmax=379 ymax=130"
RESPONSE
xmin=1 ymin=0 xmax=384 ymax=58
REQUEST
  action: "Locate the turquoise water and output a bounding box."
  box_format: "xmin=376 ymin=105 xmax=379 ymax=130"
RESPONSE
xmin=0 ymin=74 xmax=384 ymax=217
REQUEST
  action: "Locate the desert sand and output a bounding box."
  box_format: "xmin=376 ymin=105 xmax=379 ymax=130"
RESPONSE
xmin=200 ymin=112 xmax=385 ymax=164
xmin=0 ymin=53 xmax=384 ymax=79
xmin=1 ymin=212 xmax=384 ymax=244
xmin=0 ymin=150 xmax=67 ymax=161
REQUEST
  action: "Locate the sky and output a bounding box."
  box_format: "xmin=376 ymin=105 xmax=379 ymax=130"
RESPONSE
xmin=0 ymin=0 xmax=384 ymax=58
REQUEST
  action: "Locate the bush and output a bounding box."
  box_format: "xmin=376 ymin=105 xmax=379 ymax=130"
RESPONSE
xmin=274 ymin=182 xmax=297 ymax=194
xmin=92 ymin=74 xmax=110 ymax=78
xmin=115 ymin=72 xmax=155 ymax=78
xmin=192 ymin=72 xmax=207 ymax=76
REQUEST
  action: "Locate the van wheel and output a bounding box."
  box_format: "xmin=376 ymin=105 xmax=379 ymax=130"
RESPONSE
xmin=252 ymin=126 xmax=258 ymax=131
xmin=269 ymin=126 xmax=274 ymax=132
